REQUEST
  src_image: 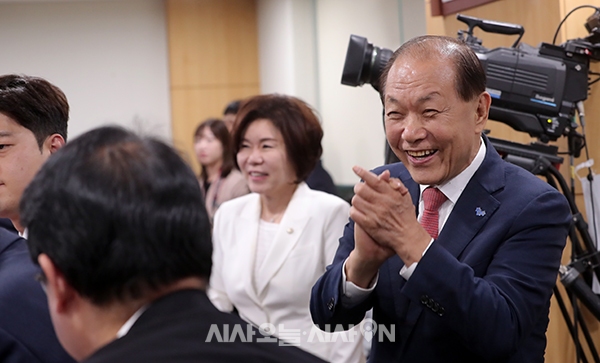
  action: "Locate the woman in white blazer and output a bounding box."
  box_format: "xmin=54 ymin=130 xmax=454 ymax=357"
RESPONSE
xmin=209 ymin=94 xmax=365 ymax=363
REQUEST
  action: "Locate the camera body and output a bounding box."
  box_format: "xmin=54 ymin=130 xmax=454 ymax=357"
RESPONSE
xmin=458 ymin=14 xmax=597 ymax=142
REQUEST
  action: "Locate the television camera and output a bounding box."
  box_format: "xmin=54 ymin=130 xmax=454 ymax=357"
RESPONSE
xmin=457 ymin=13 xmax=600 ymax=144
xmin=341 ymin=9 xmax=600 ymax=145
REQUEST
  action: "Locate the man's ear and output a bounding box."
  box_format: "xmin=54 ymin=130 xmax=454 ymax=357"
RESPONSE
xmin=474 ymin=91 xmax=491 ymax=133
xmin=38 ymin=253 xmax=76 ymax=314
xmin=43 ymin=134 xmax=65 ymax=154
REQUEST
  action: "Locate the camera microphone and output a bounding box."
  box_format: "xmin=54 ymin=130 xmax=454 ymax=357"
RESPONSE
xmin=559 ymin=265 xmax=600 ymax=321
xmin=576 ymin=101 xmax=585 ymax=118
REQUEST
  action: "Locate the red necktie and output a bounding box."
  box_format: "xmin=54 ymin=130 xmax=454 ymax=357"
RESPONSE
xmin=420 ymin=187 xmax=447 ymax=239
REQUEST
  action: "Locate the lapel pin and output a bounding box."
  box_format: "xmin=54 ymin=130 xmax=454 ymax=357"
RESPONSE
xmin=475 ymin=207 xmax=486 ymax=217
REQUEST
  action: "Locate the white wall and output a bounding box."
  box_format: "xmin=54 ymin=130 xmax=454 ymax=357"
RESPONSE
xmin=0 ymin=0 xmax=426 ymax=185
xmin=258 ymin=0 xmax=426 ymax=185
xmin=0 ymin=0 xmax=171 ymax=142
xmin=257 ymin=0 xmax=319 ymax=109
xmin=315 ymin=0 xmax=403 ymax=185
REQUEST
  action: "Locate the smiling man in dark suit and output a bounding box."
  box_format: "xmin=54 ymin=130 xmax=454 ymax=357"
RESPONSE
xmin=310 ymin=35 xmax=572 ymax=362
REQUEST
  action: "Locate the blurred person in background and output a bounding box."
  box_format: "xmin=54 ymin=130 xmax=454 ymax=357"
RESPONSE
xmin=194 ymin=118 xmax=248 ymax=221
xmin=208 ymin=94 xmax=365 ymax=363
xmin=306 ymin=159 xmax=338 ymax=196
xmin=222 ymin=99 xmax=241 ymax=133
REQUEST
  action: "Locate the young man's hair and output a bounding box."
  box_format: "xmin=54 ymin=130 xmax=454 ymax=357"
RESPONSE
xmin=20 ymin=126 xmax=212 ymax=305
xmin=0 ymin=74 xmax=69 ymax=147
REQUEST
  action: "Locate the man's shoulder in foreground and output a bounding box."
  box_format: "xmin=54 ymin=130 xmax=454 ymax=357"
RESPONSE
xmin=0 ymin=228 xmax=75 ymax=363
xmin=85 ymin=289 xmax=325 ymax=363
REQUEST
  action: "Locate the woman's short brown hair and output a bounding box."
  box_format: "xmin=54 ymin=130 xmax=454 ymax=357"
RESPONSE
xmin=232 ymin=94 xmax=323 ymax=183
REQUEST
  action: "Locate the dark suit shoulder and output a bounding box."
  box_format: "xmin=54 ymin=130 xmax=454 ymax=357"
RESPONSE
xmin=0 ymin=227 xmax=23 ymax=255
xmin=0 ymin=231 xmax=76 ymax=363
xmin=0 ymin=218 xmax=17 ymax=233
xmin=85 ymin=290 xmax=325 ymax=363
xmin=0 ymin=231 xmax=38 ymax=299
xmin=372 ymin=161 xmax=406 ymax=175
xmin=306 ymin=160 xmax=337 ymax=195
xmin=371 ymin=162 xmax=415 ymax=184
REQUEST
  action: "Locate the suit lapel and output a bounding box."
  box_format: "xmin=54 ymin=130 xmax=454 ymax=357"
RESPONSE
xmin=437 ymin=183 xmax=500 ymax=257
xmin=255 ymin=183 xmax=311 ymax=297
xmin=436 ymin=136 xmax=505 ymax=258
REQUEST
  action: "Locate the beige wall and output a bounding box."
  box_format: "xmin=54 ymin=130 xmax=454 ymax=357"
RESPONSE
xmin=167 ymin=0 xmax=260 ymax=173
xmin=425 ymin=0 xmax=600 ymax=362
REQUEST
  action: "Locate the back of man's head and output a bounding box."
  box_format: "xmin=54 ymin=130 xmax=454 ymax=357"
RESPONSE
xmin=223 ymin=99 xmax=241 ymax=116
xmin=0 ymin=74 xmax=69 ymax=147
xmin=20 ymin=126 xmax=212 ymax=306
xmin=222 ymin=99 xmax=242 ymax=133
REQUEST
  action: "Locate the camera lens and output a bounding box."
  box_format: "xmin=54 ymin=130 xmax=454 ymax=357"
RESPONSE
xmin=341 ymin=35 xmax=393 ymax=93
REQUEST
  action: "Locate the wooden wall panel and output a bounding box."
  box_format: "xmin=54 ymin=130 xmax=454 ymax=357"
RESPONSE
xmin=167 ymin=0 xmax=260 ymax=173
xmin=171 ymin=86 xmax=259 ymax=165
xmin=168 ymin=0 xmax=259 ymax=87
xmin=425 ymin=0 xmax=600 ymax=361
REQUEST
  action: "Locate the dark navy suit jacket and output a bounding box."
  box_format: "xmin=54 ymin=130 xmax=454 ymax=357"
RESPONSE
xmin=85 ymin=290 xmax=325 ymax=363
xmin=310 ymin=136 xmax=572 ymax=362
xmin=306 ymin=159 xmax=338 ymax=196
xmin=0 ymin=228 xmax=75 ymax=363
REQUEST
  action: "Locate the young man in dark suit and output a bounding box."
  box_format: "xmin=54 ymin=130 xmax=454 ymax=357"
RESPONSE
xmin=20 ymin=125 xmax=325 ymax=363
xmin=0 ymin=74 xmax=74 ymax=363
xmin=310 ymin=36 xmax=572 ymax=362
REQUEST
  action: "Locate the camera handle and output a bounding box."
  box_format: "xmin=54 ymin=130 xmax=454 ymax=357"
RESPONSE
xmin=457 ymin=13 xmax=525 ymax=48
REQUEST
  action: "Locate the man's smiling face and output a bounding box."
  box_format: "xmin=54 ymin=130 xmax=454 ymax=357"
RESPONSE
xmin=383 ymin=54 xmax=488 ymax=186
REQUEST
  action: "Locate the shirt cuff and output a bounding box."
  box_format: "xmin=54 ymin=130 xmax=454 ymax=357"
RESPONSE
xmin=399 ymin=238 xmax=435 ymax=280
xmin=340 ymin=258 xmax=378 ymax=308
